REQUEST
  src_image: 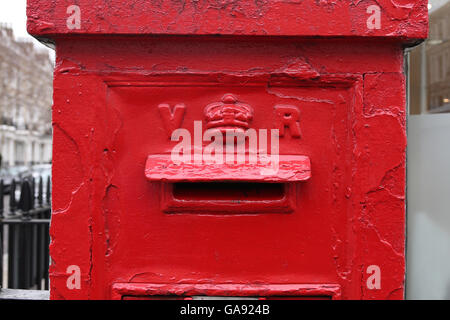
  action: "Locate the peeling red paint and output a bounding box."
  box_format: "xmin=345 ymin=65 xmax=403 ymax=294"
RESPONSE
xmin=27 ymin=0 xmax=427 ymax=300
xmin=27 ymin=0 xmax=428 ymax=39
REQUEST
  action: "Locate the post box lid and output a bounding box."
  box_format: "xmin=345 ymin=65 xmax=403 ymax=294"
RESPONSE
xmin=27 ymin=0 xmax=428 ymax=42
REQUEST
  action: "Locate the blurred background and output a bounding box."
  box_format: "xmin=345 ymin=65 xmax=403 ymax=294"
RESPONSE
xmin=0 ymin=1 xmax=53 ymax=169
xmin=0 ymin=0 xmax=53 ymax=296
xmin=406 ymin=0 xmax=450 ymax=300
xmin=0 ymin=0 xmax=449 ymax=299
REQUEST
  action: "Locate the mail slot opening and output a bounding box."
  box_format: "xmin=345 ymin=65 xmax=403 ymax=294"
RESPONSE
xmin=161 ymin=182 xmax=297 ymax=214
xmin=172 ymin=182 xmax=286 ymax=201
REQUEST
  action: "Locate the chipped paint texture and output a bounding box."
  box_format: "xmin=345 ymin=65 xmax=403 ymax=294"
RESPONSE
xmin=26 ymin=1 xmax=427 ymax=300
xmin=27 ymin=0 xmax=428 ymax=38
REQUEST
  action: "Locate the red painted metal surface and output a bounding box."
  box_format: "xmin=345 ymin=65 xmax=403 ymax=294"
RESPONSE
xmin=27 ymin=0 xmax=427 ymax=38
xmin=27 ymin=1 xmax=428 ymax=300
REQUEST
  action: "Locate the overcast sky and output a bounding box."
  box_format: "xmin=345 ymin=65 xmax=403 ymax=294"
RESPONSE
xmin=0 ymin=1 xmax=35 ymax=40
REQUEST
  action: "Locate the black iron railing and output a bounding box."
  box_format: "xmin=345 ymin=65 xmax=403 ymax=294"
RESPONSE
xmin=0 ymin=176 xmax=51 ymax=290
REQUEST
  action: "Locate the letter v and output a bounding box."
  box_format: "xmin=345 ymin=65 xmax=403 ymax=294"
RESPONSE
xmin=158 ymin=103 xmax=186 ymax=138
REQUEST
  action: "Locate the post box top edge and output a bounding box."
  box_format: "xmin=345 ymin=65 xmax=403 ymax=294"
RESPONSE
xmin=27 ymin=0 xmax=428 ymax=41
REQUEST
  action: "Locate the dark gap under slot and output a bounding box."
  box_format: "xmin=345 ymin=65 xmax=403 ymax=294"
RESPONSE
xmin=172 ymin=182 xmax=286 ymax=201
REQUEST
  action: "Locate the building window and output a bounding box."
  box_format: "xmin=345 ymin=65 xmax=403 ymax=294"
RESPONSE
xmin=409 ymin=1 xmax=450 ymax=114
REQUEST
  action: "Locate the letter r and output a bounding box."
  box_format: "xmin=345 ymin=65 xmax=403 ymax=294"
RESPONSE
xmin=274 ymin=105 xmax=301 ymax=138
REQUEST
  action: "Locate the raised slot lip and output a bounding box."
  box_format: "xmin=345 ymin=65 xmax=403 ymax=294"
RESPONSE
xmin=145 ymin=154 xmax=311 ymax=182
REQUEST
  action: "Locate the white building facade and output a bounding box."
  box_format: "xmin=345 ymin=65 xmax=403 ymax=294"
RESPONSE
xmin=0 ymin=24 xmax=52 ymax=167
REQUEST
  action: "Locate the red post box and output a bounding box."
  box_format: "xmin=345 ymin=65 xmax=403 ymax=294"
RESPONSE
xmin=27 ymin=0 xmax=428 ymax=300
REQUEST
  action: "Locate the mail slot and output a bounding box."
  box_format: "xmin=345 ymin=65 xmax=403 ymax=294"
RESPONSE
xmin=27 ymin=0 xmax=428 ymax=299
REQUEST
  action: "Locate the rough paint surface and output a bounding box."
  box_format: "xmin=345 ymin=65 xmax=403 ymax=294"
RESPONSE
xmin=27 ymin=0 xmax=428 ymax=39
xmin=27 ymin=0 xmax=427 ymax=300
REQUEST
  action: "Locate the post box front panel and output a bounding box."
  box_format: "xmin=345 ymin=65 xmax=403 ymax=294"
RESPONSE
xmin=50 ymin=38 xmax=406 ymax=300
xmin=104 ymin=75 xmax=354 ymax=287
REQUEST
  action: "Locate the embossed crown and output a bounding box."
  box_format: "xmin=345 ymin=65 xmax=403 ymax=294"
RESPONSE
xmin=204 ymin=94 xmax=253 ymax=131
